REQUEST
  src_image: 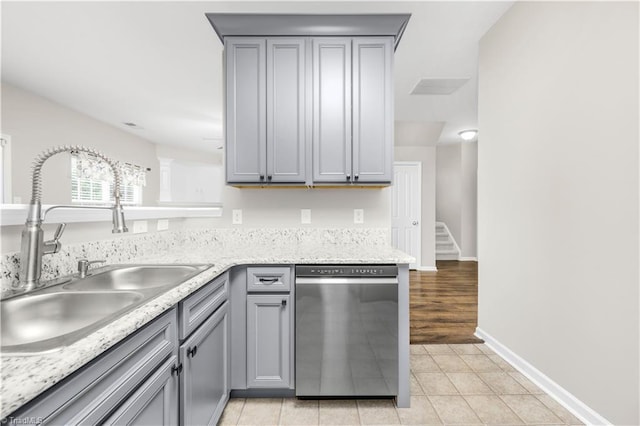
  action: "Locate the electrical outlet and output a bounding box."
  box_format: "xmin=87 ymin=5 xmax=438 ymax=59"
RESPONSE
xmin=232 ymin=209 xmax=243 ymax=225
xmin=157 ymin=219 xmax=169 ymax=231
xmin=301 ymin=209 xmax=311 ymax=224
xmin=133 ymin=220 xmax=148 ymax=234
xmin=354 ymin=209 xmax=364 ymax=224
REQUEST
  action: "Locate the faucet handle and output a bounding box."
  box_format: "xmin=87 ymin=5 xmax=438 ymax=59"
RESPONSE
xmin=77 ymin=259 xmax=106 ymax=278
xmin=53 ymin=223 xmax=66 ymax=240
xmin=43 ymin=223 xmax=67 ymax=255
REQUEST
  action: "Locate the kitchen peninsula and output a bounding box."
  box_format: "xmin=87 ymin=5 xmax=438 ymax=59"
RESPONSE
xmin=1 ymin=227 xmax=413 ymax=424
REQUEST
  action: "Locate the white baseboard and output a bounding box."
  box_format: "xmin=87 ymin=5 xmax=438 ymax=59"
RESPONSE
xmin=458 ymin=256 xmax=478 ymax=261
xmin=475 ymin=328 xmax=611 ymax=426
xmin=415 ymin=265 xmax=437 ymax=272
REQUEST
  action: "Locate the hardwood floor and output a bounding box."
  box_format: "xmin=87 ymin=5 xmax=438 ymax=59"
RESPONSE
xmin=410 ymin=260 xmax=482 ymax=344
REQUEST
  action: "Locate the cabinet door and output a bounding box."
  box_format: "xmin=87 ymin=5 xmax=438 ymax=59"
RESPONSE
xmin=352 ymin=37 xmax=393 ymax=183
xmin=266 ymin=38 xmax=307 ymax=183
xmin=103 ymin=356 xmax=179 ymax=426
xmin=312 ymin=38 xmax=352 ymax=183
xmin=10 ymin=309 xmax=177 ymax=425
xmin=247 ymin=294 xmax=290 ymax=388
xmin=180 ymin=302 xmax=229 ymax=426
xmin=225 ymin=37 xmax=267 ymax=183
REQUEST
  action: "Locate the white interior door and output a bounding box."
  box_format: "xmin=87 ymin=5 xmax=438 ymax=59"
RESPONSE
xmin=391 ymin=162 xmax=421 ymax=269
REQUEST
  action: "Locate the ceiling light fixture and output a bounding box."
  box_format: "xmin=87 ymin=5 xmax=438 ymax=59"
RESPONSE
xmin=458 ymin=129 xmax=477 ymax=141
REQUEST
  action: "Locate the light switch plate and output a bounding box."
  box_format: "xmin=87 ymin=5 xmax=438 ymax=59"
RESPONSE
xmin=301 ymin=209 xmax=311 ymax=224
xmin=133 ymin=220 xmax=148 ymax=234
xmin=232 ymin=209 xmax=243 ymax=225
xmin=354 ymin=209 xmax=364 ymax=224
xmin=157 ymin=219 xmax=169 ymax=231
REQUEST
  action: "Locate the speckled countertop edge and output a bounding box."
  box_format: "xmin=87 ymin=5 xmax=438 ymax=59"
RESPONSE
xmin=1 ymin=241 xmax=413 ymax=417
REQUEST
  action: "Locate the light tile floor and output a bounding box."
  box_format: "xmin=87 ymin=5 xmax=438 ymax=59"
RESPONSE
xmin=218 ymin=343 xmax=584 ymax=425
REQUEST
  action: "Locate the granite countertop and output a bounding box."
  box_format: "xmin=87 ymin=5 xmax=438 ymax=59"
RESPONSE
xmin=1 ymin=238 xmax=413 ymax=418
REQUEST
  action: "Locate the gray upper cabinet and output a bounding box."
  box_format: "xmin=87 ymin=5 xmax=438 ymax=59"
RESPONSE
xmin=225 ymin=37 xmax=307 ymax=184
xmin=225 ymin=38 xmax=266 ymax=183
xmin=312 ymin=37 xmax=394 ymax=184
xmin=312 ymin=38 xmax=352 ymax=183
xmin=266 ymin=39 xmax=307 ymax=183
xmin=225 ymin=36 xmax=394 ymax=186
xmin=352 ymin=38 xmax=393 ymax=183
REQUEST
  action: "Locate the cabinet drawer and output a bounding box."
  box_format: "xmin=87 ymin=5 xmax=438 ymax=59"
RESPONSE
xmin=179 ymin=272 xmax=229 ymax=340
xmin=12 ymin=308 xmax=177 ymax=425
xmin=247 ymin=266 xmax=291 ymax=292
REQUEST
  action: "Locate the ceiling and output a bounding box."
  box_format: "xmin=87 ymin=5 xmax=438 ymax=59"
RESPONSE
xmin=1 ymin=1 xmax=513 ymax=152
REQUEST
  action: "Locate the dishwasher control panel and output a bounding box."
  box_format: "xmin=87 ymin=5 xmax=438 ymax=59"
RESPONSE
xmin=296 ymin=265 xmax=398 ymax=277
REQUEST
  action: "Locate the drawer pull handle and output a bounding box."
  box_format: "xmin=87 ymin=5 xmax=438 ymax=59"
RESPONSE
xmin=259 ymin=277 xmax=279 ymax=284
xmin=171 ymin=363 xmax=183 ymax=376
xmin=281 ymin=299 xmax=287 ymax=307
xmin=187 ymin=345 xmax=198 ymax=358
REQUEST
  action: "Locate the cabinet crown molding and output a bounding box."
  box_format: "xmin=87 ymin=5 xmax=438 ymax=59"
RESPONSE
xmin=205 ymin=13 xmax=411 ymax=50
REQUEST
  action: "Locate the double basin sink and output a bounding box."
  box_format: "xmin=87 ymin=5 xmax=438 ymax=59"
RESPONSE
xmin=1 ymin=264 xmax=211 ymax=354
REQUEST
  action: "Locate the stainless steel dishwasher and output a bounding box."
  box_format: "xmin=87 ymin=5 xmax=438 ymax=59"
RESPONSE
xmin=295 ymin=265 xmax=398 ymax=397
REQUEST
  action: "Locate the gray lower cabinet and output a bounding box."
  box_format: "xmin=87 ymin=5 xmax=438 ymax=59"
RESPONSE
xmin=103 ymin=355 xmax=179 ymax=425
xmin=180 ymin=301 xmax=229 ymax=426
xmin=5 ymin=273 xmax=232 ymax=426
xmin=5 ymin=308 xmax=177 ymax=425
xmin=246 ymin=294 xmax=291 ymax=388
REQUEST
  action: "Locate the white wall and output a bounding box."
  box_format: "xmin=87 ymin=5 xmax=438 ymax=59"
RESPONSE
xmin=211 ymin=186 xmax=390 ymax=228
xmin=478 ymin=2 xmax=638 ymax=424
xmin=436 ymin=144 xmax=462 ymax=245
xmin=435 ymin=142 xmax=477 ymax=258
xmin=460 ymin=142 xmax=477 ymax=258
xmin=395 ymin=146 xmax=436 ymax=269
xmin=1 ymin=83 xmax=160 ymax=205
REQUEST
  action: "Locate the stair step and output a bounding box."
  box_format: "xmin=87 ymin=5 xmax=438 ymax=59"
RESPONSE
xmin=436 ymin=242 xmax=455 ymax=249
xmin=436 ymin=252 xmax=459 ymax=260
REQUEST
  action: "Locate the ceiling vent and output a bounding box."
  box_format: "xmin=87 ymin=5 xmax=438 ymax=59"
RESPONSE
xmin=410 ymin=78 xmax=469 ymax=95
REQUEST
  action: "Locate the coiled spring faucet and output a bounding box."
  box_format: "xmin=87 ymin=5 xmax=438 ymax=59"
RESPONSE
xmin=20 ymin=145 xmax=128 ymax=290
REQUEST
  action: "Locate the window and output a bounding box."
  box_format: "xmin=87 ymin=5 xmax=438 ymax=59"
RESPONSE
xmin=71 ymin=155 xmax=143 ymax=205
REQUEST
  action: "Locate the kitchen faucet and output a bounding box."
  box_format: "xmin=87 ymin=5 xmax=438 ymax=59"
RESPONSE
xmin=20 ymin=145 xmax=128 ymax=290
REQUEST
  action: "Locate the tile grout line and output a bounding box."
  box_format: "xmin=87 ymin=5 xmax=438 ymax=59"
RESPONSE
xmin=234 ymin=398 xmax=246 ymax=426
xmin=449 ymin=347 xmax=536 ymax=425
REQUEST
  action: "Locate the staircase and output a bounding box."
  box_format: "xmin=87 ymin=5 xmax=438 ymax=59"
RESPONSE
xmin=436 ymin=222 xmax=460 ymax=260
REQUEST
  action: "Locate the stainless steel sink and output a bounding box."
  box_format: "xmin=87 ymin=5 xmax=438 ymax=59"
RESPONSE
xmin=1 ymin=264 xmax=211 ymax=354
xmin=1 ymin=291 xmax=143 ymax=353
xmin=63 ymin=264 xmax=210 ymax=291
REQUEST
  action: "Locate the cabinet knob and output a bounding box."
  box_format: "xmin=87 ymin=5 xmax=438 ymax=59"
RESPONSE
xmin=187 ymin=345 xmax=198 ymax=358
xmin=346 ymin=175 xmax=351 ymax=181
xmin=259 ymin=175 xmax=265 ymax=181
xmin=171 ymin=363 xmax=183 ymax=376
xmin=267 ymin=175 xmax=273 ymax=181
xmin=281 ymin=299 xmax=287 ymax=307
xmin=354 ymin=175 xmax=359 ymax=181
xmin=412 ymin=221 xmax=419 ymax=226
